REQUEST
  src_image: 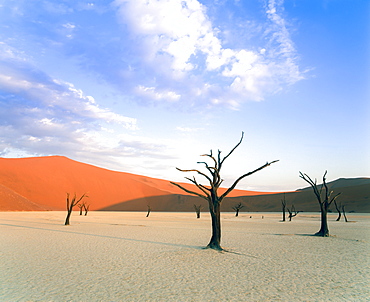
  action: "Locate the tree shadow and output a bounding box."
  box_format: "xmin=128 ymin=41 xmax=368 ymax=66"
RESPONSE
xmin=200 ymin=246 xmax=258 ymax=258
xmin=0 ymin=223 xmax=203 ymax=250
xmin=272 ymin=233 xmax=320 ymax=237
xmin=271 ymin=233 xmax=365 ymax=242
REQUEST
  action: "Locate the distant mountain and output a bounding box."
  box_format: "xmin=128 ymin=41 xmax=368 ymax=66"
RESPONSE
xmin=0 ymin=156 xmax=368 ymax=212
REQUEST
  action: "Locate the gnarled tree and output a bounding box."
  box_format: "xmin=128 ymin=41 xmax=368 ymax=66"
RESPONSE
xmin=232 ymin=202 xmax=244 ymax=217
xmin=299 ymin=171 xmax=341 ymax=236
xmin=286 ymin=204 xmax=299 ymax=221
xmin=171 ymin=132 xmax=278 ymax=250
xmin=65 ymin=193 xmax=88 ymax=225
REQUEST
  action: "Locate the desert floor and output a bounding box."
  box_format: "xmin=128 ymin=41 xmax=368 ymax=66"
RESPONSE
xmin=0 ymin=211 xmax=369 ymax=301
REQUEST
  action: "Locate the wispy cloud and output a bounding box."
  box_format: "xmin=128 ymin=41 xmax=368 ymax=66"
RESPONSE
xmin=114 ymin=0 xmax=304 ymax=107
xmin=1 ymin=1 xmax=304 ymax=109
xmin=0 ymin=63 xmax=137 ymax=129
xmin=135 ymin=85 xmax=181 ymax=102
xmin=0 ymin=41 xmax=143 ymax=164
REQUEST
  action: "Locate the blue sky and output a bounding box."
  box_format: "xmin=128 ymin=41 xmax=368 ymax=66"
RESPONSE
xmin=0 ymin=0 xmax=369 ymax=191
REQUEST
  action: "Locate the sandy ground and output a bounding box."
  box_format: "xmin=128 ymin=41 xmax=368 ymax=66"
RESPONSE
xmin=0 ymin=211 xmax=369 ymax=302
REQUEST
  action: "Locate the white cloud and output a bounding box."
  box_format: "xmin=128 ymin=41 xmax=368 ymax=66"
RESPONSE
xmin=135 ymin=85 xmax=181 ymax=102
xmin=0 ymin=42 xmax=25 ymax=60
xmin=62 ymin=23 xmax=75 ymax=29
xmin=265 ymin=0 xmax=295 ymax=56
xmin=0 ymin=62 xmax=137 ymax=130
xmin=114 ymin=0 xmax=304 ymax=106
xmin=222 ymin=50 xmax=259 ymax=77
xmin=206 ymin=48 xmax=234 ymax=70
xmin=64 ymin=82 xmax=137 ymax=128
xmin=114 ymin=0 xmax=219 ymax=73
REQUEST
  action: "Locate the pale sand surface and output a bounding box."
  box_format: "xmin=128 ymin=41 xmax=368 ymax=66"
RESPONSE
xmin=1 ymin=211 xmax=369 ymax=301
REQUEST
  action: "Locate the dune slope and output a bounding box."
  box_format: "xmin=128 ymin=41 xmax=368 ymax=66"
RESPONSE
xmin=0 ymin=156 xmax=266 ymax=211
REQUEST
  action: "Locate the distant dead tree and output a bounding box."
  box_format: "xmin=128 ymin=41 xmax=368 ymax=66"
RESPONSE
xmin=146 ymin=205 xmax=151 ymax=217
xmin=299 ymin=171 xmax=341 ymax=236
xmin=334 ymin=200 xmax=350 ymax=222
xmin=232 ymin=202 xmax=244 ymax=217
xmin=281 ymin=194 xmax=287 ymax=222
xmin=342 ymin=205 xmax=348 ymax=222
xmin=286 ymin=204 xmax=299 ymax=221
xmin=171 ymin=132 xmax=278 ymax=251
xmin=194 ymin=204 xmax=202 ymax=218
xmin=78 ymin=203 xmax=84 ymax=215
xmin=65 ymin=193 xmax=88 ymax=225
xmin=334 ymin=200 xmax=342 ymax=221
xmin=83 ymin=203 xmax=90 ymax=216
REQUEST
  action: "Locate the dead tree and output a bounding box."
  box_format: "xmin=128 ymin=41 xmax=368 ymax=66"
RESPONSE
xmin=334 ymin=200 xmax=342 ymax=221
xmin=83 ymin=203 xmax=90 ymax=216
xmin=171 ymin=132 xmax=278 ymax=250
xmin=194 ymin=204 xmax=202 ymax=218
xmin=232 ymin=202 xmax=244 ymax=217
xmin=281 ymin=194 xmax=287 ymax=222
xmin=286 ymin=204 xmax=299 ymax=221
xmin=78 ymin=203 xmax=84 ymax=215
xmin=299 ymin=171 xmax=341 ymax=236
xmin=146 ymin=205 xmax=151 ymax=217
xmin=65 ymin=193 xmax=87 ymax=225
xmin=342 ymin=205 xmax=348 ymax=222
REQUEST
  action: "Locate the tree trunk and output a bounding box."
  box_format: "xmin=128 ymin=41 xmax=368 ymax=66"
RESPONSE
xmin=235 ymin=209 xmax=239 ymax=217
xmin=65 ymin=210 xmax=72 ymax=226
xmin=342 ymin=206 xmax=348 ymax=222
xmin=336 ymin=211 xmax=341 ymax=221
xmin=282 ymin=207 xmax=286 ymax=222
xmin=334 ymin=201 xmax=341 ymax=221
xmin=207 ymin=201 xmax=222 ymax=250
xmin=84 ymin=204 xmax=89 ymax=216
xmin=315 ymin=203 xmax=329 ymax=236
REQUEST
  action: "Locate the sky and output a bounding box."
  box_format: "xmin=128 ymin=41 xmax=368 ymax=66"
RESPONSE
xmin=0 ymin=0 xmax=369 ymax=192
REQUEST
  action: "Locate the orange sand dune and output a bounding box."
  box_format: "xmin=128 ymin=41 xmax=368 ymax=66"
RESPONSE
xmin=0 ymin=184 xmax=48 ymax=211
xmin=0 ymin=156 xmax=275 ymax=211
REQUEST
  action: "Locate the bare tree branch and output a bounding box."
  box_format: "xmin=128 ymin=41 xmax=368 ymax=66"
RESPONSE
xmin=176 ymin=167 xmax=212 ymax=184
xmin=220 ymin=132 xmax=244 ymax=167
xmin=185 ymin=176 xmax=212 ymax=196
xmin=329 ymin=191 xmax=341 ymax=206
xmin=220 ymin=160 xmax=279 ymax=201
xmin=300 ymin=172 xmax=322 ymax=203
xmin=170 ymin=182 xmax=209 ymax=200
